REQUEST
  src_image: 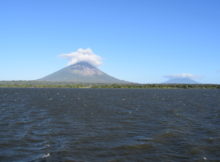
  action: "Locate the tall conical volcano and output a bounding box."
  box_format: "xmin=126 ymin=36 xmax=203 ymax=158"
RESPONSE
xmin=39 ymin=62 xmax=128 ymax=84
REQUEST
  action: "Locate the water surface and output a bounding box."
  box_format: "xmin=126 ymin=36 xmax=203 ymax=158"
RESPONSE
xmin=0 ymin=88 xmax=220 ymax=161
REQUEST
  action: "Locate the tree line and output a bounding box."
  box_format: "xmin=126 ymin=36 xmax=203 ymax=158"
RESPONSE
xmin=0 ymin=81 xmax=220 ymax=89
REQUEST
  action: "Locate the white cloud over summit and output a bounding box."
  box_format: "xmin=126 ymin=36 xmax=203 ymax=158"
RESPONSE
xmin=60 ymin=48 xmax=102 ymax=66
xmin=164 ymin=73 xmax=198 ymax=79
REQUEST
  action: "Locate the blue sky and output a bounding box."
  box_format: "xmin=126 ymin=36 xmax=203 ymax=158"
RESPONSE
xmin=0 ymin=0 xmax=219 ymax=83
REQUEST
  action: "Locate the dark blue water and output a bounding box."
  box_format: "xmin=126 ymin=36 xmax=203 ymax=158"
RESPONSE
xmin=0 ymin=88 xmax=220 ymax=161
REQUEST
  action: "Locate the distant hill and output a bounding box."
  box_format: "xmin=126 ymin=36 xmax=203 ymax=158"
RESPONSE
xmin=39 ymin=62 xmax=128 ymax=84
xmin=164 ymin=78 xmax=198 ymax=84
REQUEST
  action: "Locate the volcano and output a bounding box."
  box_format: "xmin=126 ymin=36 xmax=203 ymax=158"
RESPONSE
xmin=164 ymin=78 xmax=198 ymax=84
xmin=39 ymin=62 xmax=128 ymax=84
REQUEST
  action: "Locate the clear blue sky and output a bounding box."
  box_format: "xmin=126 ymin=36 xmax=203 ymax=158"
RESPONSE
xmin=0 ymin=0 xmax=220 ymax=83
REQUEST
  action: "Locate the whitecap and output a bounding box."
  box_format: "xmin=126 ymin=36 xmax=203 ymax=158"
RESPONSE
xmin=42 ymin=153 xmax=50 ymax=158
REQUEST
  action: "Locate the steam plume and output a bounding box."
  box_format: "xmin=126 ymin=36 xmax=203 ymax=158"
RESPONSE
xmin=60 ymin=48 xmax=102 ymax=66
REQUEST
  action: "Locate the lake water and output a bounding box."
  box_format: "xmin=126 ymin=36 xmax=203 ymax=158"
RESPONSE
xmin=0 ymin=88 xmax=220 ymax=161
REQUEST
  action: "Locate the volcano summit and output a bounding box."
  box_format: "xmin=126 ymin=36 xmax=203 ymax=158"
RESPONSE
xmin=39 ymin=62 xmax=127 ymax=84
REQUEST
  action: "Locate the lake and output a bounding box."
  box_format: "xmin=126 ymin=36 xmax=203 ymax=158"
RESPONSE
xmin=0 ymin=88 xmax=220 ymax=161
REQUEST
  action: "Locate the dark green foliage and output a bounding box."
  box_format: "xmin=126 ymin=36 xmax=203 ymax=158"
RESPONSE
xmin=0 ymin=81 xmax=219 ymax=89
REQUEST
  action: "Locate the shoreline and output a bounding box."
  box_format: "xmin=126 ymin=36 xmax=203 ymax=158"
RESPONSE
xmin=0 ymin=82 xmax=219 ymax=89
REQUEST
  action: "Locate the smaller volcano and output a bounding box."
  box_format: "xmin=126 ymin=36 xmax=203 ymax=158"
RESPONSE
xmin=164 ymin=78 xmax=198 ymax=84
xmin=39 ymin=62 xmax=128 ymax=84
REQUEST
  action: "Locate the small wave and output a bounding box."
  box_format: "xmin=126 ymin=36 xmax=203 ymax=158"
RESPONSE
xmin=134 ymin=136 xmax=153 ymax=142
xmin=42 ymin=153 xmax=50 ymax=158
xmin=115 ymin=143 xmax=155 ymax=150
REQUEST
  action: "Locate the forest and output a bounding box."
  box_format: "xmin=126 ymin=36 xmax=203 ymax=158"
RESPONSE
xmin=0 ymin=81 xmax=220 ymax=89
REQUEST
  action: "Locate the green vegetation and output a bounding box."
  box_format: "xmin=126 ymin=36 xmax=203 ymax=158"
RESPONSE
xmin=0 ymin=81 xmax=220 ymax=89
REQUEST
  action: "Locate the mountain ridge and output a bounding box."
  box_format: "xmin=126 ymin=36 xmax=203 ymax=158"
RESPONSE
xmin=39 ymin=62 xmax=128 ymax=84
xmin=164 ymin=78 xmax=198 ymax=84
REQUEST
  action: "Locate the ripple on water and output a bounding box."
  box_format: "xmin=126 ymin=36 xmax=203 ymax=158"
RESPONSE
xmin=115 ymin=143 xmax=155 ymax=151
